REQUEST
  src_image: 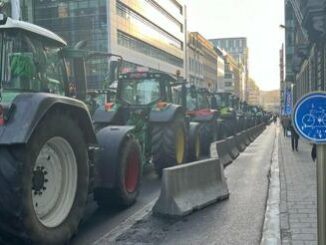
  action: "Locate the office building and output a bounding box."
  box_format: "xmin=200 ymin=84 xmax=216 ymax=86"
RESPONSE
xmin=210 ymin=37 xmax=249 ymax=100
xmin=284 ymin=0 xmax=326 ymax=103
xmin=26 ymin=0 xmax=186 ymax=86
xmin=186 ymin=32 xmax=217 ymax=90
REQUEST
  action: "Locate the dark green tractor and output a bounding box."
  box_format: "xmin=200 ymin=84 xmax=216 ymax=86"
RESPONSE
xmin=0 ymin=14 xmax=142 ymax=244
xmin=212 ymin=92 xmax=239 ymax=137
xmin=93 ymin=71 xmax=201 ymax=176
xmin=173 ymin=84 xmax=219 ymax=156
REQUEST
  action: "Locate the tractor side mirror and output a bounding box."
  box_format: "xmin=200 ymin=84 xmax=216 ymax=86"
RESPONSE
xmin=108 ymin=60 xmax=121 ymax=85
xmin=181 ymin=84 xmax=187 ymax=108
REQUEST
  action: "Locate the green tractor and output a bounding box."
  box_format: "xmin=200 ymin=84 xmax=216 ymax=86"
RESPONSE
xmin=0 ymin=13 xmax=142 ymax=244
xmin=173 ymin=84 xmax=219 ymax=156
xmin=92 ymin=71 xmax=201 ymax=176
xmin=211 ymin=92 xmax=239 ymax=137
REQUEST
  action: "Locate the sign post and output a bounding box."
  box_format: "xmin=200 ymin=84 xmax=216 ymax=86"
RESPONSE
xmin=293 ymin=92 xmax=326 ymax=245
xmin=317 ymin=144 xmax=326 ymax=244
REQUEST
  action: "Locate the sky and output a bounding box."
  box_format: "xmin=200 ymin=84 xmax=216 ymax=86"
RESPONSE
xmin=185 ymin=0 xmax=284 ymax=91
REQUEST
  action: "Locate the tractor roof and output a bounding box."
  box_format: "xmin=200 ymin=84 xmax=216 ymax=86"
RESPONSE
xmin=0 ymin=16 xmax=67 ymax=47
xmin=119 ymin=72 xmax=177 ymax=82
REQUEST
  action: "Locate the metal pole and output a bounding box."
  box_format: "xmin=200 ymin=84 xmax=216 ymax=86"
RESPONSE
xmin=11 ymin=0 xmax=20 ymax=20
xmin=317 ymin=144 xmax=326 ymax=245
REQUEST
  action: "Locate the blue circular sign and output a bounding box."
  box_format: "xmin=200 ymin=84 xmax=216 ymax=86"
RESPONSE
xmin=293 ymin=92 xmax=326 ymax=144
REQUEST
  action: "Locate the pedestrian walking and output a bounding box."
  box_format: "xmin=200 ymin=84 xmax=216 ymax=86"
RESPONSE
xmin=288 ymin=120 xmax=299 ymax=151
xmin=311 ymin=144 xmax=317 ymax=161
xmin=281 ymin=117 xmax=289 ymax=137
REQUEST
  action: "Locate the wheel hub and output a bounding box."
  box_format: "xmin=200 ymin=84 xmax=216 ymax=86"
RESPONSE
xmin=32 ymin=137 xmax=78 ymax=228
xmin=32 ymin=166 xmax=48 ymax=194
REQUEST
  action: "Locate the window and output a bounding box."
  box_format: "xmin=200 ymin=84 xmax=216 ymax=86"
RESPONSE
xmin=120 ymin=79 xmax=161 ymax=105
xmin=117 ymin=31 xmax=183 ymax=68
xmin=116 ymin=1 xmax=183 ymax=50
xmin=2 ymin=31 xmax=65 ymax=94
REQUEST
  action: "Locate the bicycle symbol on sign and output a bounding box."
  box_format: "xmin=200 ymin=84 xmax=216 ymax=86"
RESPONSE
xmin=302 ymin=108 xmax=326 ymax=128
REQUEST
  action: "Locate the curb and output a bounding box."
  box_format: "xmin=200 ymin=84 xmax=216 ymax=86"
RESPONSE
xmin=261 ymin=126 xmax=281 ymax=245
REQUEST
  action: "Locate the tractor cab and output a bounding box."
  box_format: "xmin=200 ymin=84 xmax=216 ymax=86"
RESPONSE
xmin=0 ymin=13 xmax=67 ymax=104
xmin=172 ymin=84 xmax=217 ymax=118
xmin=117 ymin=72 xmax=174 ymax=108
xmin=213 ymin=92 xmax=236 ymax=119
xmin=61 ymin=48 xmax=122 ymax=115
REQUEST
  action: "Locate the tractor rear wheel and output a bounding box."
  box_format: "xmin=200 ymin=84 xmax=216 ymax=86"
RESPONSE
xmin=151 ymin=115 xmax=186 ymax=177
xmin=95 ymin=137 xmax=141 ymax=208
xmin=0 ymin=111 xmax=89 ymax=244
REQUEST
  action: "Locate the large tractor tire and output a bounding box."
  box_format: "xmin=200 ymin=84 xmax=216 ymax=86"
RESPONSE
xmin=151 ymin=115 xmax=186 ymax=177
xmin=187 ymin=124 xmax=201 ymax=162
xmin=0 ymin=111 xmax=89 ymax=244
xmin=94 ymin=137 xmax=141 ymax=209
xmin=200 ymin=121 xmax=218 ymax=156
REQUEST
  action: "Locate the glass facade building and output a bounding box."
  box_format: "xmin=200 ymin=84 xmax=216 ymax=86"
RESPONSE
xmin=21 ymin=0 xmax=185 ymax=85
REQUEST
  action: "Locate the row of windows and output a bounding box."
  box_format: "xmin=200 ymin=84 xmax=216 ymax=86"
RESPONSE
xmin=212 ymin=39 xmax=246 ymax=50
xmin=154 ymin=0 xmax=183 ymax=16
xmin=203 ymin=64 xmax=217 ymax=76
xmin=116 ymin=1 xmax=183 ymax=50
xmin=189 ymin=58 xmax=203 ymax=75
xmin=225 ymin=81 xmax=233 ymax=87
xmin=142 ymin=0 xmax=183 ymax=33
xmin=117 ymin=31 xmax=183 ymax=67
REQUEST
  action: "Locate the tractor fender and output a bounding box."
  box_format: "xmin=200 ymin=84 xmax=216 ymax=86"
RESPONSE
xmin=94 ymin=126 xmax=134 ymax=189
xmin=93 ymin=109 xmax=119 ymax=124
xmin=0 ymin=93 xmax=96 ymax=145
xmin=192 ymin=113 xmax=216 ymax=122
xmin=149 ymin=104 xmax=184 ymax=123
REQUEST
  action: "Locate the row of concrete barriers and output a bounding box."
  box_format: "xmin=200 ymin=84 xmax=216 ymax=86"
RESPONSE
xmin=153 ymin=123 xmax=267 ymax=217
xmin=212 ymin=123 xmax=267 ymax=167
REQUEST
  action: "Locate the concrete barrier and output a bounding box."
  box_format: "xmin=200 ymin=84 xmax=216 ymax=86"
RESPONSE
xmin=235 ymin=133 xmax=246 ymax=152
xmin=226 ymin=136 xmax=240 ymax=159
xmin=248 ymin=127 xmax=256 ymax=142
xmin=215 ymin=139 xmax=233 ymax=166
xmin=153 ymin=158 xmax=229 ymax=217
xmin=243 ymin=129 xmax=251 ymax=146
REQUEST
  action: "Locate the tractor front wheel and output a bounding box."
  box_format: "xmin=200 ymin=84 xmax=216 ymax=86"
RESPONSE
xmin=95 ymin=137 xmax=141 ymax=208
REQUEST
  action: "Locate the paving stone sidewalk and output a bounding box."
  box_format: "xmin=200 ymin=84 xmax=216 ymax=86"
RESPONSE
xmin=279 ymin=130 xmax=317 ymax=245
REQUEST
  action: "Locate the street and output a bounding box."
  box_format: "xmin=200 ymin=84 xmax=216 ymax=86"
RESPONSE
xmin=1 ymin=0 xmax=322 ymax=244
xmin=71 ymin=124 xmax=276 ymax=245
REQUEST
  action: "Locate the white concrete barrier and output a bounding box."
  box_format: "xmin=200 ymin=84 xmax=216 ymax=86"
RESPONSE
xmin=153 ymin=158 xmax=229 ymax=217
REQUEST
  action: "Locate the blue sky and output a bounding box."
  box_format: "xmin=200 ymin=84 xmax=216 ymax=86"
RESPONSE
xmin=185 ymin=0 xmax=284 ymax=91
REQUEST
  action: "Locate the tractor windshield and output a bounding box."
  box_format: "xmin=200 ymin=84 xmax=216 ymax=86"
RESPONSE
xmin=186 ymin=91 xmax=197 ymax=111
xmin=197 ymin=92 xmax=210 ymax=109
xmin=0 ymin=30 xmax=65 ymax=96
xmin=120 ymin=79 xmax=161 ymax=105
xmin=215 ymin=93 xmax=230 ymax=108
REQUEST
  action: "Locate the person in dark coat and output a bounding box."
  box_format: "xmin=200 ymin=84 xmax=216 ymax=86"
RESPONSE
xmin=288 ymin=120 xmax=299 ymax=151
xmin=281 ymin=117 xmax=289 ymax=137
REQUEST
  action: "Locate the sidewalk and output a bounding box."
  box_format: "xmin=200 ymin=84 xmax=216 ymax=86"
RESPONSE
xmin=279 ymin=130 xmax=317 ymax=245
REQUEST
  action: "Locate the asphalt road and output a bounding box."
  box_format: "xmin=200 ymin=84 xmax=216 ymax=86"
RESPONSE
xmin=71 ymin=170 xmax=161 ymax=245
xmin=72 ymin=124 xmax=276 ymax=245
xmin=159 ymin=124 xmax=276 ymax=245
xmin=93 ymin=124 xmax=276 ymax=245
